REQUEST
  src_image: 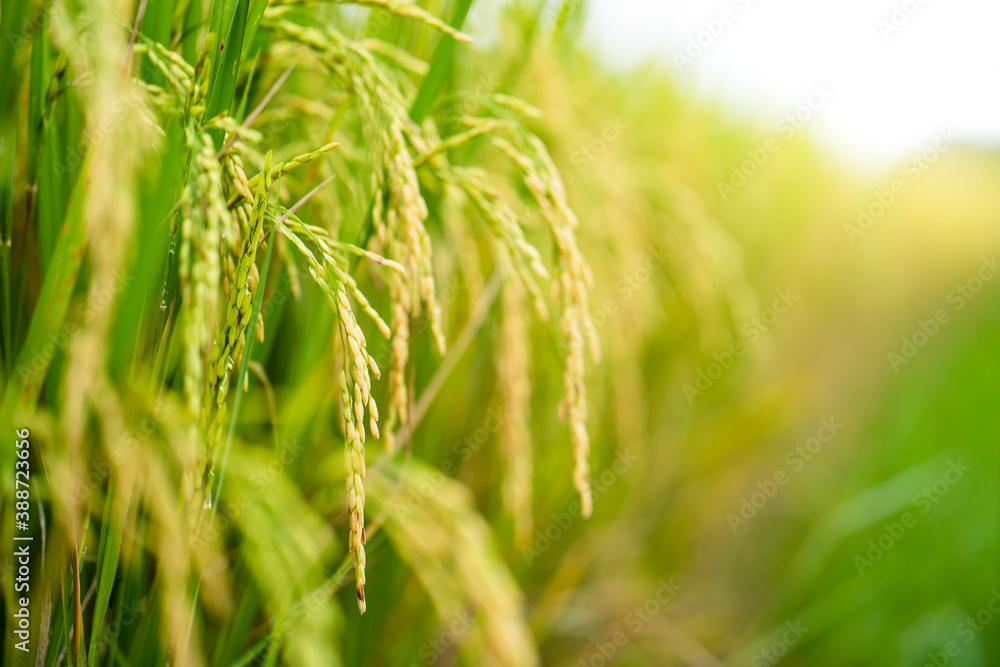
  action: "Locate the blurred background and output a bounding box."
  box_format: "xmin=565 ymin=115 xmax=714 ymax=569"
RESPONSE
xmin=443 ymin=1 xmax=1000 ymax=665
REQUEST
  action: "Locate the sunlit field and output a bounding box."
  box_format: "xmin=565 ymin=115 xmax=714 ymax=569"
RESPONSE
xmin=1 ymin=1 xmax=999 ymax=665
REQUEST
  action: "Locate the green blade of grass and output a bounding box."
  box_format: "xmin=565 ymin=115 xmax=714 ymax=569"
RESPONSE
xmin=58 ymin=562 xmax=74 ymax=667
xmin=234 ymin=51 xmax=260 ymax=122
xmin=208 ymin=0 xmax=240 ymax=62
xmin=0 ymin=0 xmax=41 ymax=108
xmin=0 ymin=155 xmax=12 ymax=378
xmin=88 ymin=478 xmax=125 ymax=667
xmin=181 ymin=0 xmax=204 ymax=64
xmin=241 ymin=0 xmax=270 ymax=63
xmin=0 ymin=0 xmax=43 ymax=377
xmin=138 ymin=0 xmax=172 ymax=84
xmin=0 ymin=154 xmax=90 ymax=493
xmin=225 ymin=555 xmax=355 ymax=667
xmin=408 ymin=0 xmax=475 ymax=122
xmin=205 ymin=0 xmax=250 ymax=147
xmin=27 ymin=13 xmax=50 ymax=180
xmin=37 ymin=116 xmax=67 ymax=277
xmin=108 ymin=117 xmax=181 ymax=381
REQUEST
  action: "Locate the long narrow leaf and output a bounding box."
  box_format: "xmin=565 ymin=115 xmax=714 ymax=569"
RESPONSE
xmin=206 ymin=0 xmax=250 ymax=147
xmin=0 ymin=154 xmax=90 ymax=492
xmin=409 ymin=0 xmax=475 ymax=122
xmin=88 ymin=478 xmax=125 ymax=667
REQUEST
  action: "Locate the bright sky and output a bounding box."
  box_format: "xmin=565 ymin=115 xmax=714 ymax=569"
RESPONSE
xmin=584 ymin=0 xmax=1000 ymax=167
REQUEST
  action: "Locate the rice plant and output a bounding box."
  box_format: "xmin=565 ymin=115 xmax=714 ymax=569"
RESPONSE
xmin=0 ymin=0 xmax=629 ymax=664
xmin=7 ymin=0 xmax=991 ymax=666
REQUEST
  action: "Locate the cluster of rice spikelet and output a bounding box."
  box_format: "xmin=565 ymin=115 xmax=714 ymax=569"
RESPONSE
xmin=265 ymin=13 xmax=451 ymax=453
xmin=133 ymin=0 xmax=604 ymax=616
xmin=336 ymin=281 xmax=383 ymax=612
xmin=267 ymin=184 xmax=390 ymax=612
xmin=266 ymin=8 xmax=603 ymax=514
xmin=492 ymin=134 xmax=601 ymax=517
xmin=179 ymin=128 xmax=226 ymax=421
xmin=7 ymin=1 xmax=792 ymax=664
xmin=344 ymin=0 xmax=473 ymax=43
xmin=341 ymin=363 xmax=369 ymax=613
xmin=438 ymin=163 xmax=551 ymax=319
xmin=371 ymin=462 xmax=539 ymax=666
xmin=374 ymin=127 xmax=447 ymax=452
xmin=417 ymin=112 xmax=600 ymax=515
xmin=200 ymin=152 xmax=273 ymax=503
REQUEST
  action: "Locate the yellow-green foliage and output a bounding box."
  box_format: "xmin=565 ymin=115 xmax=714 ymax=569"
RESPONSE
xmin=3 ymin=1 xmax=1000 ymax=666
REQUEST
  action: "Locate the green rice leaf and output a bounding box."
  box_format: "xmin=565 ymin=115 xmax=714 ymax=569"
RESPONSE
xmin=0 ymin=153 xmax=89 ymax=491
xmin=88 ymin=479 xmax=125 ymax=667
xmin=409 ymin=0 xmax=475 ymax=122
xmin=241 ymin=0 xmax=270 ymax=63
xmin=206 ymin=0 xmax=250 ymax=147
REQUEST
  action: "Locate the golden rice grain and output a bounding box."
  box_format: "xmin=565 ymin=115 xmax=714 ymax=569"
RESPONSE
xmin=200 ymin=152 xmax=273 ymax=503
xmin=492 ymin=134 xmax=601 ymax=517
